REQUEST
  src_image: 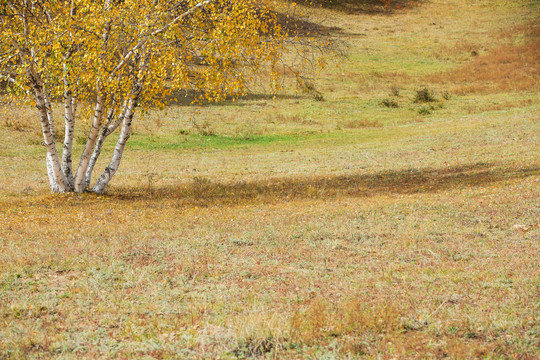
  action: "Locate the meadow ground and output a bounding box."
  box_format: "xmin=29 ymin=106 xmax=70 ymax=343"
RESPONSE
xmin=1 ymin=0 xmax=539 ymax=358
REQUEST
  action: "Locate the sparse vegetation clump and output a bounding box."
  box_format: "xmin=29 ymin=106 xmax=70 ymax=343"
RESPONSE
xmin=380 ymin=98 xmax=400 ymax=108
xmin=339 ymin=119 xmax=382 ymax=128
xmin=417 ymin=105 xmax=433 ymax=115
xmin=413 ymin=87 xmax=437 ymax=103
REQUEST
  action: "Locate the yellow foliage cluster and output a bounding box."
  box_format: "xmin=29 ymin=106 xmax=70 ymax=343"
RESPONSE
xmin=0 ymin=0 xmax=286 ymax=109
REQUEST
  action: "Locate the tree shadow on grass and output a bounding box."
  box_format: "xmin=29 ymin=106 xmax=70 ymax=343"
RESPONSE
xmin=161 ymin=90 xmax=304 ymax=107
xmin=273 ymin=11 xmax=343 ymax=36
xmin=294 ymin=0 xmax=420 ymax=14
xmin=109 ymin=162 xmax=539 ymax=206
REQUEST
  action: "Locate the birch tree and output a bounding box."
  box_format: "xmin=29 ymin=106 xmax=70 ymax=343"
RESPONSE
xmin=0 ymin=0 xmax=290 ymax=193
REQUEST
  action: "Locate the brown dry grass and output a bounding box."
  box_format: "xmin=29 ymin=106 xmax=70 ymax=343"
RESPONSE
xmin=339 ymin=119 xmax=382 ymax=128
xmin=430 ymin=23 xmax=540 ymax=94
xmin=1 ymin=160 xmax=538 ymax=358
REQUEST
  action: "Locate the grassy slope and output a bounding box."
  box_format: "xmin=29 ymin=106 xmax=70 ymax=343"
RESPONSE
xmin=1 ymin=0 xmax=539 ymax=358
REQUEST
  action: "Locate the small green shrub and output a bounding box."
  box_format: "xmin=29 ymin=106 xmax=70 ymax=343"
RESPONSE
xmin=442 ymin=91 xmax=451 ymax=100
xmin=312 ymin=92 xmax=325 ymax=101
xmin=414 ymin=87 xmax=437 ymax=103
xmin=192 ymin=120 xmax=215 ymax=136
xmin=380 ymin=98 xmax=399 ymax=108
xmin=418 ymin=105 xmax=433 ymax=115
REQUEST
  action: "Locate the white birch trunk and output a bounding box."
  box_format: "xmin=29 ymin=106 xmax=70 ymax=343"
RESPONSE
xmin=44 ymin=93 xmax=62 ymax=193
xmin=84 ymin=107 xmax=118 ymax=188
xmin=92 ymin=99 xmax=136 ymax=194
xmin=73 ymin=95 xmax=106 ymax=192
xmin=84 ymin=131 xmax=106 ymax=189
xmin=46 ymin=152 xmax=61 ymax=193
xmin=62 ymin=62 xmax=76 ymax=188
xmin=39 ymin=112 xmax=69 ymax=193
xmin=40 ymin=83 xmax=69 ymax=193
xmin=42 ymin=91 xmax=67 ymax=193
xmin=37 ymin=104 xmax=69 ymax=193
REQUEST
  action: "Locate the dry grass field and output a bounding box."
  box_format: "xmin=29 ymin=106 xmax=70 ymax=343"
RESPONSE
xmin=1 ymin=0 xmax=539 ymax=358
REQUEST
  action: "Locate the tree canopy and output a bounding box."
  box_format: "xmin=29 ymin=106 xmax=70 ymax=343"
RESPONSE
xmin=1 ymin=0 xmax=294 ymax=193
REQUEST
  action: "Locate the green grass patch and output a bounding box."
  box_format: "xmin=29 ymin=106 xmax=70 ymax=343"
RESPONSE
xmin=127 ymin=133 xmax=316 ymax=151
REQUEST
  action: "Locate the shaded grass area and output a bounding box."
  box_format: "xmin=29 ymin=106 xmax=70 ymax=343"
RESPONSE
xmin=102 ymin=162 xmax=538 ymax=206
xmin=297 ymin=0 xmax=420 ymax=14
xmin=4 ymin=162 xmax=538 ymax=208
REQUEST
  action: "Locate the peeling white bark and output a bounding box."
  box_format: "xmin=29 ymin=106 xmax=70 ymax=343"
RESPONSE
xmin=84 ymin=106 xmax=122 ymax=188
xmin=62 ymin=61 xmax=76 ymax=188
xmin=83 ymin=131 xmax=105 ymax=189
xmin=38 ymin=106 xmax=69 ymax=193
xmin=92 ymin=99 xmax=136 ymax=194
xmin=46 ymin=152 xmax=61 ymax=193
xmin=38 ymin=104 xmax=69 ymax=193
xmin=44 ymin=92 xmax=62 ymax=193
xmin=36 ymin=81 xmax=69 ymax=192
xmin=73 ymin=94 xmax=106 ymax=192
